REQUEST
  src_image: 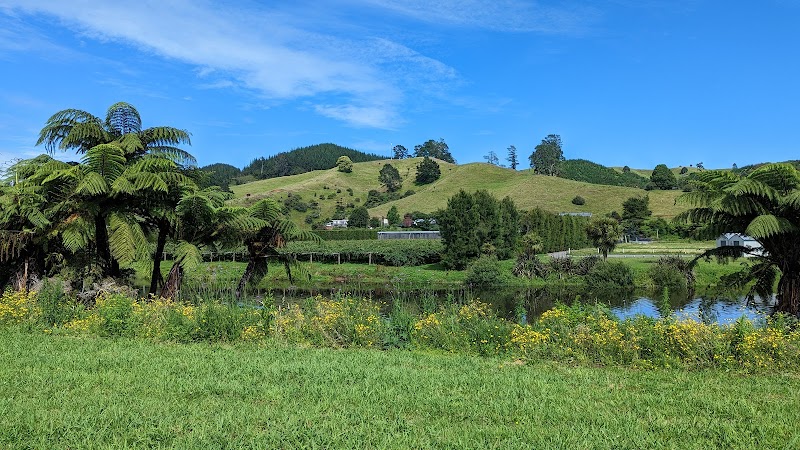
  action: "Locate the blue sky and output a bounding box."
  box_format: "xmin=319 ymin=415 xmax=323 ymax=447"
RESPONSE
xmin=1 ymin=0 xmax=798 ymax=170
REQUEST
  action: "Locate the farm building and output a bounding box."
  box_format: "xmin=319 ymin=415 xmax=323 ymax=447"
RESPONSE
xmin=378 ymin=231 xmax=441 ymax=240
xmin=716 ymin=233 xmax=764 ymax=256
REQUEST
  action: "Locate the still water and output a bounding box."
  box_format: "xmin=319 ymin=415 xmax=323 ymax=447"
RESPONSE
xmin=252 ymin=284 xmax=776 ymax=325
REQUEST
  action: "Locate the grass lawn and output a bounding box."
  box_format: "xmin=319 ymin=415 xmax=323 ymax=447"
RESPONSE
xmin=0 ymin=329 xmax=798 ymax=449
xmin=137 ymin=254 xmax=749 ymax=294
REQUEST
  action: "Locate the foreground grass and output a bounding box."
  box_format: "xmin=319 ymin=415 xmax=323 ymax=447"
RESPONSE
xmin=1 ymin=329 xmax=798 ymax=449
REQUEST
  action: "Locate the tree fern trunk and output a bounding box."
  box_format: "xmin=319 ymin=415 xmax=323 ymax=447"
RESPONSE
xmin=235 ymin=251 xmax=268 ymax=300
xmin=94 ymin=213 xmax=118 ymax=277
xmin=160 ymin=261 xmax=183 ymax=300
xmin=776 ymin=271 xmax=800 ymax=317
xmin=148 ymin=221 xmax=169 ymax=296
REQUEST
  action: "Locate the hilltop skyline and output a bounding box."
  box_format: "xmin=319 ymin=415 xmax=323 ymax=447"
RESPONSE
xmin=1 ymin=1 xmax=799 ymax=169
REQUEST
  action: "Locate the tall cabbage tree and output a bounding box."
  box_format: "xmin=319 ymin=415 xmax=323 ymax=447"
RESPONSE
xmin=677 ymin=164 xmax=800 ymax=315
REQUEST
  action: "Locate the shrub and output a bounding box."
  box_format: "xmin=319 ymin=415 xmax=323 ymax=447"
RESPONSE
xmin=585 ymin=261 xmax=635 ymax=292
xmin=649 ymin=256 xmax=695 ymax=291
xmin=94 ymin=293 xmax=136 ymax=337
xmin=571 ymin=195 xmax=585 ymax=205
xmin=38 ymin=279 xmax=80 ymax=327
xmin=464 ymin=255 xmax=503 ymax=286
xmin=336 ymin=155 xmax=353 ymax=173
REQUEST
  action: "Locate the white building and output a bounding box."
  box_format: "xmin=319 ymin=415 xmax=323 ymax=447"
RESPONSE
xmin=716 ymin=233 xmax=764 ymax=256
xmin=325 ymin=219 xmax=348 ymax=228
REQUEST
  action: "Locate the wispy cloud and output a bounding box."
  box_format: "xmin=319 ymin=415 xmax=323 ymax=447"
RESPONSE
xmin=1 ymin=0 xmax=455 ymax=128
xmin=357 ymin=0 xmax=598 ymax=33
xmin=0 ymin=0 xmax=595 ymax=129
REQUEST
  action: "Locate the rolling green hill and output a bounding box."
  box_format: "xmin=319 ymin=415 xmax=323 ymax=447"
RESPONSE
xmin=231 ymin=159 xmax=687 ymax=226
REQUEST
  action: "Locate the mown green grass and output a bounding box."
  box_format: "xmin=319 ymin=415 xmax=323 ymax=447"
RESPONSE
xmin=139 ymin=255 xmax=749 ymax=293
xmin=230 ymin=159 xmax=687 ymax=225
xmin=1 ymin=329 xmax=798 ymax=449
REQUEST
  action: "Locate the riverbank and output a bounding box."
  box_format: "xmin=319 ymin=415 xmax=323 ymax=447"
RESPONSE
xmin=0 ymin=328 xmax=797 ymax=449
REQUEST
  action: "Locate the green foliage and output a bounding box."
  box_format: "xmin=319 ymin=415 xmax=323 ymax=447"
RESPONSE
xmin=283 ymin=240 xmax=442 ymax=266
xmin=680 ymin=166 xmax=689 ymax=175
xmin=676 ymin=163 xmax=800 ymax=314
xmin=571 ymin=195 xmax=585 ymax=205
xmin=392 ymin=145 xmax=409 ymax=159
xmin=378 ymin=164 xmax=402 ymax=193
xmin=585 ymin=261 xmax=635 ymax=293
xmin=621 ymin=195 xmax=652 ymax=236
xmin=529 ymin=134 xmax=564 ymax=176
xmin=315 ymin=229 xmax=378 ymax=240
xmin=438 ymin=190 xmax=519 ymax=269
xmin=415 ymin=156 xmax=441 ymax=184
xmin=558 ymin=159 xmax=648 ymax=188
xmin=413 ymin=139 xmax=455 ymax=163
xmin=651 ymin=164 xmax=677 ymax=190
xmin=241 ymin=143 xmax=385 ymax=180
xmin=506 ymin=145 xmax=519 ymax=170
xmin=199 ymin=163 xmax=241 ymax=192
xmin=38 ymin=279 xmax=79 ymax=327
xmin=348 ymin=206 xmax=369 ymax=228
xmin=387 ymin=206 xmax=400 ymax=226
xmin=464 ymin=255 xmax=503 ymax=286
xmin=519 ymin=208 xmax=590 ymax=253
xmin=336 ymin=155 xmax=353 ymax=173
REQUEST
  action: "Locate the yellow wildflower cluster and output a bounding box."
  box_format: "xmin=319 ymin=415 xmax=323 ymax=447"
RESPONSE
xmin=0 ymin=289 xmax=38 ymax=323
xmin=656 ymin=320 xmax=715 ymax=361
xmin=63 ymin=314 xmax=100 ymax=333
xmin=510 ymin=324 xmax=548 ymax=354
xmin=458 ymin=300 xmax=491 ymax=321
xmin=241 ymin=324 xmax=265 ymax=342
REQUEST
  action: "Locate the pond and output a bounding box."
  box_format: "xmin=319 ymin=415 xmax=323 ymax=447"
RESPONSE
xmin=229 ymin=283 xmax=776 ymax=325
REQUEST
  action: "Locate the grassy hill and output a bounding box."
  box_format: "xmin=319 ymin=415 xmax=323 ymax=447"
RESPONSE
xmin=614 ymin=166 xmax=701 ymax=178
xmin=231 ymin=159 xmax=687 ymax=225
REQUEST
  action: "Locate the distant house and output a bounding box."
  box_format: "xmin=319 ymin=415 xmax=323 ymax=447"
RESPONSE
xmin=559 ymin=212 xmax=592 ymax=217
xmin=378 ymin=231 xmax=441 ymax=240
xmin=325 ymin=219 xmax=348 ymax=229
xmin=716 ymin=233 xmax=763 ymax=256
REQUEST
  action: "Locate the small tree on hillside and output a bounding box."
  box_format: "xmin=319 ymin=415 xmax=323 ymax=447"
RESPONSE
xmin=413 ymin=139 xmax=455 ymax=163
xmin=392 ymin=145 xmax=408 ymax=159
xmin=336 ymin=155 xmax=353 ymax=173
xmin=387 ymin=205 xmax=400 ymax=226
xmin=348 ymin=206 xmax=369 ymax=228
xmin=379 ymin=163 xmax=402 ymax=192
xmin=622 ymin=165 xmax=631 ymax=173
xmin=586 ymin=217 xmax=623 ymax=260
xmin=651 ymin=164 xmax=677 ymax=189
xmin=529 ymin=134 xmax=564 ymax=176
xmin=484 ymin=151 xmax=499 ymax=165
xmin=507 ymin=145 xmax=519 ymax=170
xmin=415 ymin=156 xmax=441 ymax=184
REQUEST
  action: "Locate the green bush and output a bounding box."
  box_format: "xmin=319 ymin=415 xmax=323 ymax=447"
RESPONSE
xmin=38 ymin=279 xmax=80 ymax=327
xmin=314 ymin=229 xmax=378 ymax=241
xmin=94 ymin=293 xmax=136 ymax=337
xmin=571 ymin=195 xmax=585 ymax=205
xmin=558 ymin=159 xmax=648 ymax=188
xmin=585 ymin=261 xmax=635 ymax=292
xmin=464 ymin=255 xmax=503 ymax=286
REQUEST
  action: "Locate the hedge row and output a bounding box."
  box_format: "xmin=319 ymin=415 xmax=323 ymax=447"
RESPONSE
xmin=282 ymin=240 xmax=442 ymax=266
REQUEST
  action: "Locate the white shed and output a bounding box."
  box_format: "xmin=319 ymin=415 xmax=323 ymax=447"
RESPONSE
xmin=716 ymin=233 xmax=764 ymax=256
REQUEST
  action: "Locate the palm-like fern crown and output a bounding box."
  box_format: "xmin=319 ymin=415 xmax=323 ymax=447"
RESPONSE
xmin=677 ymin=163 xmax=800 ymax=245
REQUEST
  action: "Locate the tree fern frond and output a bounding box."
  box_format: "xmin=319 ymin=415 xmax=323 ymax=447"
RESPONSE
xmin=175 ymin=241 xmax=202 ymax=272
xmin=748 ymin=163 xmax=800 ymax=192
xmin=60 ymin=214 xmax=91 ymax=252
xmin=105 ymin=102 xmax=142 ymax=136
xmin=108 ymin=213 xmax=144 ymax=266
xmin=82 ymin=144 xmax=126 ymax=182
xmin=723 ymin=178 xmax=779 ymax=201
xmin=147 ymin=145 xmax=196 ymax=166
xmin=75 ymin=171 xmax=109 ymax=196
xmin=745 ymin=214 xmax=795 ymax=239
